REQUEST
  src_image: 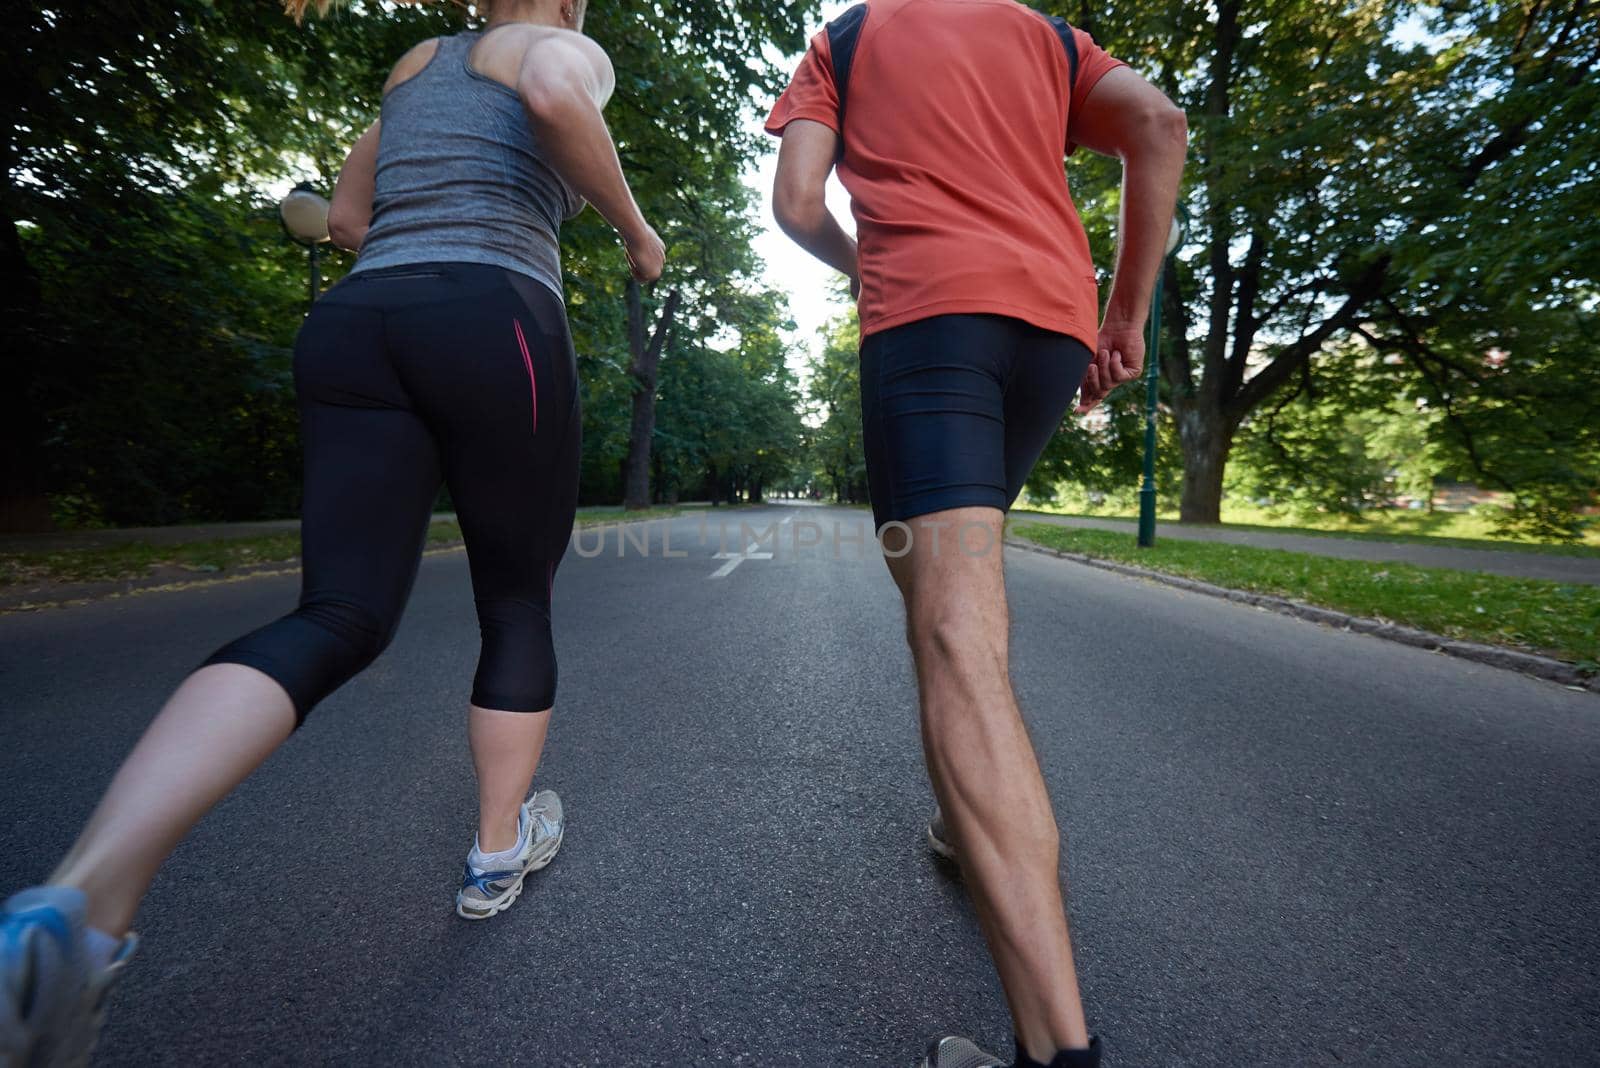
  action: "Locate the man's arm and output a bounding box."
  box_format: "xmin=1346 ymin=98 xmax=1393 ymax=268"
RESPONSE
xmin=771 ymin=119 xmax=859 ymax=292
xmin=1069 ymin=67 xmax=1188 ymax=412
xmin=328 ymin=121 xmax=380 ymax=252
xmin=518 ymin=33 xmax=662 ymax=282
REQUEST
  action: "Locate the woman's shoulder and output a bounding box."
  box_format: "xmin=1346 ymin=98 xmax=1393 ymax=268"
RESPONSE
xmin=382 ymin=37 xmax=444 ymax=95
xmin=470 ymin=26 xmax=612 ymax=92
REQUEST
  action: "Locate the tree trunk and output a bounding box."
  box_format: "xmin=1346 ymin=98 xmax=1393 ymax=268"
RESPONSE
xmin=621 ymin=280 xmax=682 ymax=511
xmin=1175 ymin=405 xmax=1234 ymax=524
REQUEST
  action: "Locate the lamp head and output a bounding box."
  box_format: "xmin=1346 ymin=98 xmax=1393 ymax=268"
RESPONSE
xmin=280 ymin=182 xmax=331 ymax=245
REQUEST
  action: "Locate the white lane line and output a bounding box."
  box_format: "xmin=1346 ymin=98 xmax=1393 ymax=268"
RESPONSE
xmin=710 ymin=539 xmax=775 ymax=579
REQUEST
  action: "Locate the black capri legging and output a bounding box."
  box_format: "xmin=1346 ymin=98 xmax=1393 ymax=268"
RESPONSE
xmin=205 ymin=262 xmax=581 ymax=726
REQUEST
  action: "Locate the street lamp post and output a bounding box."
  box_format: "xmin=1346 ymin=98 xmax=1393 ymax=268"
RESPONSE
xmin=279 ymin=182 xmax=331 ymax=315
xmin=1137 ymin=216 xmax=1184 ymax=549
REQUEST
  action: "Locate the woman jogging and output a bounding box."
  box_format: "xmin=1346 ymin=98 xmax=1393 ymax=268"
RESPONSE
xmin=1 ymin=0 xmax=663 ymax=1062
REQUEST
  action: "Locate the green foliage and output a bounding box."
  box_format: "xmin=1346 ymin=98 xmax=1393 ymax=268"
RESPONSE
xmin=553 ymin=0 xmax=816 ymax=506
xmin=1025 ymin=382 xmax=1185 ymax=512
xmin=803 ymin=313 xmax=868 ymax=504
xmin=12 ymin=0 xmax=1595 ymax=536
xmin=1039 ymin=0 xmax=1600 ymax=528
xmin=2 ymin=0 xmax=819 ymax=526
xmin=1226 ymin=353 xmax=1417 ymax=516
xmin=650 ymin=301 xmax=806 ymax=505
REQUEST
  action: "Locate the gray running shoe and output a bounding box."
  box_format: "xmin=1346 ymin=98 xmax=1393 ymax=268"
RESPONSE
xmin=927 ymin=806 xmax=956 ymax=861
xmin=920 ymin=1036 xmax=1006 ymax=1068
xmin=456 ymin=790 xmax=564 ymax=920
xmin=1 ymin=886 xmax=137 ymax=1068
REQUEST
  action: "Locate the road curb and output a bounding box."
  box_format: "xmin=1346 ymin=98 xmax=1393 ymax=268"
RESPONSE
xmin=1004 ymin=536 xmax=1600 ymax=695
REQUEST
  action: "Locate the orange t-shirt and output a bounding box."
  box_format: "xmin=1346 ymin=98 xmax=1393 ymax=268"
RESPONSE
xmin=765 ymin=0 xmax=1124 ymax=346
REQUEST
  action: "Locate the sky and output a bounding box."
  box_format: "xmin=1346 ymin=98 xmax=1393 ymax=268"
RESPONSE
xmin=742 ymin=2 xmax=858 ymax=378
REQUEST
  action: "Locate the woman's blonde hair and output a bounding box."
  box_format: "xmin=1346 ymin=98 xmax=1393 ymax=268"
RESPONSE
xmin=283 ymin=0 xmax=474 ymax=24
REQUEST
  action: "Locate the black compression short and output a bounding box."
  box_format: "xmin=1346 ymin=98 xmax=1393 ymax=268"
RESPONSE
xmin=859 ymin=313 xmax=1093 ymax=531
xmin=204 ymin=262 xmax=581 ymax=725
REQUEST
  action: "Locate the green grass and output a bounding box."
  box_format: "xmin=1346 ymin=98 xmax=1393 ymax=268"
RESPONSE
xmin=0 ymin=508 xmax=692 ymax=589
xmin=1014 ymin=504 xmax=1600 ymax=558
xmin=573 ymin=506 xmax=692 ymax=526
xmin=1010 ymin=522 xmax=1600 ymax=667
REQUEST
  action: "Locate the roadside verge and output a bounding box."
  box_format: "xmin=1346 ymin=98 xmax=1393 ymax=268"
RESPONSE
xmin=0 ymin=509 xmax=695 ymax=614
xmin=1007 ymin=524 xmax=1598 ymax=695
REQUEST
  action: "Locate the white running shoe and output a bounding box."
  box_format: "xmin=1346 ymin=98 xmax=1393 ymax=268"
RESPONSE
xmin=455 ymin=790 xmax=564 ymax=920
xmin=1 ymin=886 xmax=137 ymax=1068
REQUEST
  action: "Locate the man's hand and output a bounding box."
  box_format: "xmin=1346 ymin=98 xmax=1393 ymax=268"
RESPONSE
xmin=625 ymin=224 xmax=665 ymax=283
xmin=1070 ymin=66 xmax=1186 ymax=415
xmin=1076 ymin=320 xmax=1145 ymax=414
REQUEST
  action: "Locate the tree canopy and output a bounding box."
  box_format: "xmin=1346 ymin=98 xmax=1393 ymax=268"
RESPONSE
xmin=4 ymin=0 xmax=1595 ymax=541
xmin=2 ymin=0 xmax=815 ymax=527
xmin=1029 ymin=0 xmax=1598 ymax=537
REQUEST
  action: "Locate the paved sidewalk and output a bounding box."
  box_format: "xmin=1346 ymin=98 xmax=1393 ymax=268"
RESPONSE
xmin=1014 ymin=512 xmax=1600 ymax=586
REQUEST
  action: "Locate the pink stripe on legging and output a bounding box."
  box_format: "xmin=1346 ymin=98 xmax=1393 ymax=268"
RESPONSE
xmin=513 ymin=318 xmax=538 ymax=434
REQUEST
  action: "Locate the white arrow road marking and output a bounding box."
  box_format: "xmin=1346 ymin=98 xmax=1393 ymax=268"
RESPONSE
xmin=707 ymin=511 xmax=794 ymax=579
xmin=710 ymin=543 xmax=774 ymax=579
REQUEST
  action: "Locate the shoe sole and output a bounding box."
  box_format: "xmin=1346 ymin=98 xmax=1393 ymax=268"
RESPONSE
xmin=455 ymin=829 xmax=564 ymax=921
xmin=926 ymin=823 xmax=956 ymax=861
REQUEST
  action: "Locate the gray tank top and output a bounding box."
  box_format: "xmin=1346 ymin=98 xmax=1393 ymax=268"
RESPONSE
xmin=351 ymin=32 xmax=584 ymax=297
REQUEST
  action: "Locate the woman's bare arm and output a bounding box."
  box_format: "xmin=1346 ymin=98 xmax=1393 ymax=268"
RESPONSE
xmin=517 ymin=32 xmax=662 ymax=281
xmin=327 ymin=121 xmax=380 ymax=252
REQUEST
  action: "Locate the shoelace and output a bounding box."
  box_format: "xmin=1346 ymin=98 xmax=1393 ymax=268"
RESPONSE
xmin=525 ymin=797 xmax=556 ymax=839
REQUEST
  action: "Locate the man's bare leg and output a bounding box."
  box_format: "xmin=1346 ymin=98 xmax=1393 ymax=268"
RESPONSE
xmin=884 ymin=508 xmax=1089 ymax=1061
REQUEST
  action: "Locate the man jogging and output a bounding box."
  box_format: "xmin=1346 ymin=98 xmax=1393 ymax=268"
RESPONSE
xmin=767 ymin=3 xmax=1186 ymax=1066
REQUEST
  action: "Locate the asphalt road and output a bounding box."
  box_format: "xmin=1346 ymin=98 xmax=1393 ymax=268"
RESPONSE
xmin=2 ymin=504 xmax=1596 ymax=1067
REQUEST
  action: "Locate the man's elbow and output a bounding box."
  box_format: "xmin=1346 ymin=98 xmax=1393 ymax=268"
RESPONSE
xmin=772 ymin=184 xmax=824 ymax=240
xmin=1146 ymin=101 xmax=1188 ymax=153
xmin=1112 ymin=98 xmax=1188 ymax=159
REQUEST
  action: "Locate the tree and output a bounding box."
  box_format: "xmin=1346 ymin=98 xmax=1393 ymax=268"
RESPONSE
xmin=1053 ymin=0 xmax=1599 ymax=526
xmin=804 ymin=314 xmax=868 ymax=505
xmin=621 ymin=281 xmax=682 ymax=509
xmin=2 ymin=0 xmax=822 ymax=527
